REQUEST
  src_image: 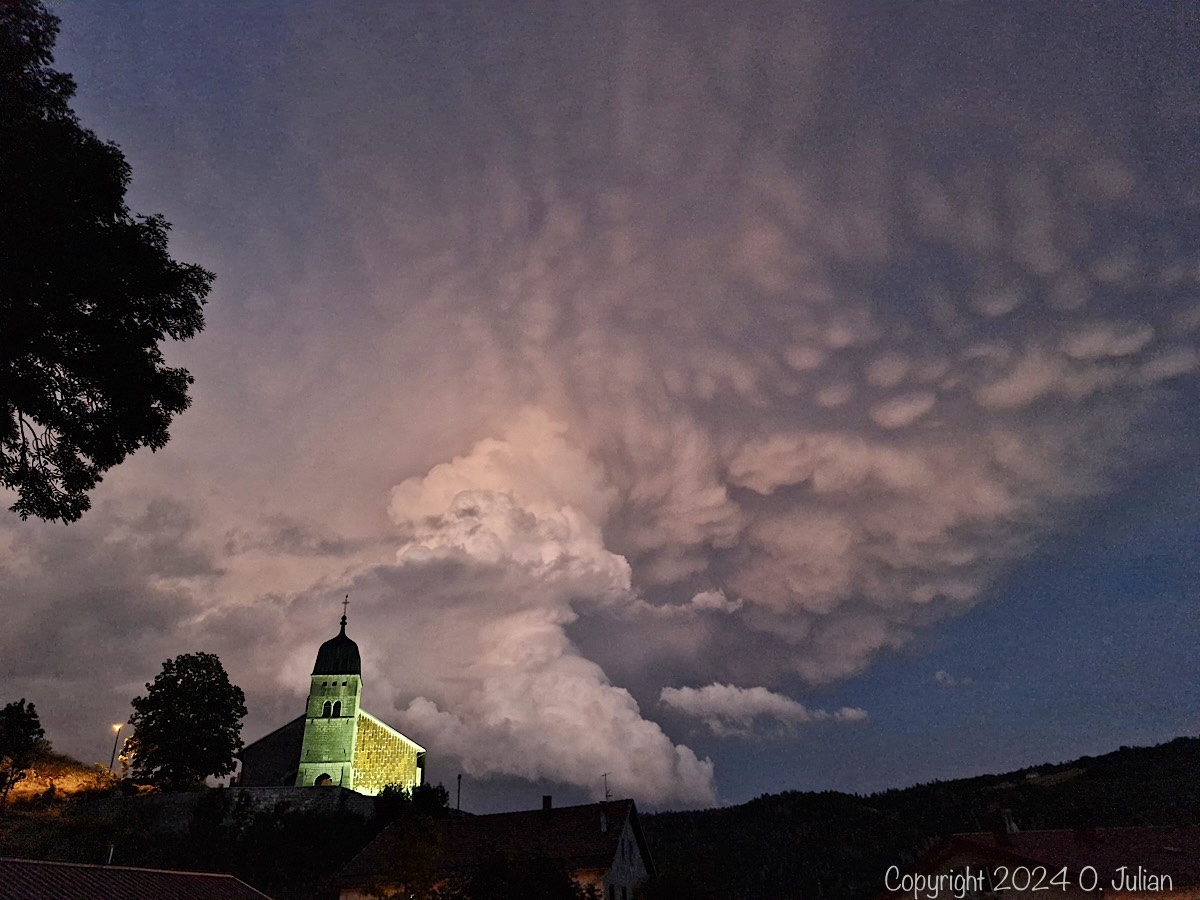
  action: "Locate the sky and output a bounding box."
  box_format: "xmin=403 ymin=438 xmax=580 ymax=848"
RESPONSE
xmin=3 ymin=1 xmax=1198 ymax=812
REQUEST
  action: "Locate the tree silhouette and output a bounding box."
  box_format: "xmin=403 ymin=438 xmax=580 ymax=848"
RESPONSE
xmin=127 ymin=652 xmax=246 ymax=791
xmin=0 ymin=1 xmax=214 ymax=522
xmin=0 ymin=698 xmax=48 ymax=808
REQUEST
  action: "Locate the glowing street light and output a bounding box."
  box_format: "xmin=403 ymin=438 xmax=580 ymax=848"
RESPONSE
xmin=109 ymin=723 xmax=124 ymax=772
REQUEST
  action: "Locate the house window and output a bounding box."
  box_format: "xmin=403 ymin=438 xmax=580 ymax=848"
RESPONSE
xmin=321 ymin=701 xmax=332 ymax=717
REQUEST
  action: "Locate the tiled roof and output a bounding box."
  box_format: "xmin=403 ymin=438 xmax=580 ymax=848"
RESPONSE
xmin=340 ymin=799 xmax=651 ymax=886
xmin=928 ymin=827 xmax=1200 ymax=887
xmin=0 ymin=858 xmax=275 ymax=900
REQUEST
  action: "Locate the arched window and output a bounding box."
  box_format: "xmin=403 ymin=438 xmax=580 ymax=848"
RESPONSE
xmin=321 ymin=700 xmax=332 ymax=717
xmin=332 ymin=700 xmax=342 ymax=717
xmin=315 ymin=773 xmax=333 ymax=787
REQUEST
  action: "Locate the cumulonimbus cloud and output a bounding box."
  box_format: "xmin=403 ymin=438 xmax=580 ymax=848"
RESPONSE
xmin=380 ymin=414 xmax=715 ymax=806
xmin=5 ymin=2 xmax=1196 ymax=809
xmin=317 ymin=1 xmax=1199 ymax=803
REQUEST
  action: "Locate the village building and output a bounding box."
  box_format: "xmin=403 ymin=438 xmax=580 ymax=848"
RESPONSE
xmin=238 ymin=610 xmax=425 ymax=796
xmin=337 ymin=797 xmax=654 ymax=900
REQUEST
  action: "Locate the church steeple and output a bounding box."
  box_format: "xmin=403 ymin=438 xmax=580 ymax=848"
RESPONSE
xmin=313 ymin=596 xmax=361 ymax=676
xmin=289 ymin=597 xmax=425 ymax=795
xmin=297 ymin=597 xmax=365 ymax=789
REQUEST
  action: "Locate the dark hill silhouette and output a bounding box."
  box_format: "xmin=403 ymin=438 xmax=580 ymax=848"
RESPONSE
xmin=641 ymin=736 xmax=1200 ymax=900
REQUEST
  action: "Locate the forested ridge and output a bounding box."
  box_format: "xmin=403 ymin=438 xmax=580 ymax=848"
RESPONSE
xmin=641 ymin=736 xmax=1200 ymax=899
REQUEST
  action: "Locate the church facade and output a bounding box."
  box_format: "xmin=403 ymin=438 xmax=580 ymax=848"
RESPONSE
xmin=239 ymin=613 xmax=425 ymax=796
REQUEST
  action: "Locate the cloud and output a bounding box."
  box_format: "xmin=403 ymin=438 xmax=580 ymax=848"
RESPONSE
xmin=372 ymin=421 xmax=715 ymax=806
xmin=934 ymin=670 xmax=974 ymax=689
xmin=660 ymin=683 xmax=867 ymax=737
xmin=6 ymin=1 xmax=1198 ymax=807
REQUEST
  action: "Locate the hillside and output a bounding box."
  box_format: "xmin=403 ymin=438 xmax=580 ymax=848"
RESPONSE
xmin=640 ymin=736 xmax=1200 ymax=900
xmin=2 ymin=750 xmax=115 ymax=803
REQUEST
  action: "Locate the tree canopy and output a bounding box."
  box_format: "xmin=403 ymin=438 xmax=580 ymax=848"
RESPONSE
xmin=0 ymin=698 xmax=48 ymax=808
xmin=0 ymin=0 xmax=214 ymax=522
xmin=127 ymin=652 xmax=246 ymax=791
xmin=374 ymin=781 xmax=452 ymax=826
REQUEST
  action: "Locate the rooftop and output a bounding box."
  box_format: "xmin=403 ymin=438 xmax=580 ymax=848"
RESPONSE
xmin=0 ymin=858 xmax=275 ymax=900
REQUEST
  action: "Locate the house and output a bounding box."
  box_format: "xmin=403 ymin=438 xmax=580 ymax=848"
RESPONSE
xmin=337 ymin=797 xmax=655 ymax=899
xmin=881 ymin=827 xmax=1200 ymax=900
xmin=0 ymin=857 xmax=275 ymax=900
xmin=238 ymin=610 xmax=425 ymax=795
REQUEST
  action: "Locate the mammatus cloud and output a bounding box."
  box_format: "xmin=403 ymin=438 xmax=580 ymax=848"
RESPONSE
xmin=301 ymin=1 xmax=1197 ymax=801
xmin=660 ymin=683 xmax=867 ymax=738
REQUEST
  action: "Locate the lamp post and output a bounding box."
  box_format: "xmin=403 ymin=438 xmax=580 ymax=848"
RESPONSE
xmin=109 ymin=724 xmax=124 ymax=772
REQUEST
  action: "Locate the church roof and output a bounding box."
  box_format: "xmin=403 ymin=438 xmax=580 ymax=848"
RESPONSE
xmin=312 ymin=615 xmax=361 ymax=675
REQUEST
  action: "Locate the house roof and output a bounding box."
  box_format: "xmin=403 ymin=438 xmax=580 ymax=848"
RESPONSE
xmin=339 ymin=799 xmax=654 ymax=886
xmin=0 ymin=858 xmax=275 ymax=900
xmin=907 ymin=827 xmax=1200 ymax=891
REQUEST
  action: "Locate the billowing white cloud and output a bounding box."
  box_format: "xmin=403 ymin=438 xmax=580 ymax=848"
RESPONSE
xmin=660 ymin=683 xmax=867 ymax=737
xmin=377 ymin=423 xmax=715 ymax=806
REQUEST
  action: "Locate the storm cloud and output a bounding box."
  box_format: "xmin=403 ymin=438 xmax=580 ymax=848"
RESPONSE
xmin=2 ymin=1 xmax=1196 ymax=808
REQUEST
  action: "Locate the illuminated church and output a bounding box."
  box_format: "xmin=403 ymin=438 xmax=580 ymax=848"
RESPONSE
xmin=238 ymin=610 xmax=425 ymax=795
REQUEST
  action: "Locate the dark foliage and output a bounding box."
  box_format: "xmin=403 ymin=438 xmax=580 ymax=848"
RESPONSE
xmin=127 ymin=652 xmax=247 ymax=791
xmin=0 ymin=0 xmax=213 ymax=522
xmin=374 ymin=781 xmax=452 ymax=827
xmin=0 ymin=698 xmax=48 ymax=808
xmin=356 ymin=783 xmax=454 ymax=897
xmin=203 ymin=797 xmax=374 ymax=900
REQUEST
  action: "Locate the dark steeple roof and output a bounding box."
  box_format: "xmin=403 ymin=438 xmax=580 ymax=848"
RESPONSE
xmin=312 ymin=612 xmax=361 ymax=675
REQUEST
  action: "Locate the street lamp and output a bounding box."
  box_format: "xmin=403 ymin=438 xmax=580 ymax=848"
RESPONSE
xmin=109 ymin=724 xmax=124 ymax=772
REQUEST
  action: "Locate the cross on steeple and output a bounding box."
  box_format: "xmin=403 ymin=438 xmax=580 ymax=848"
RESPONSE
xmin=340 ymin=595 xmax=349 ymax=632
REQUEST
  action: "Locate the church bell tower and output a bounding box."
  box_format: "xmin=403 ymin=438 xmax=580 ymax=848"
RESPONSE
xmin=295 ymin=602 xmax=363 ymax=789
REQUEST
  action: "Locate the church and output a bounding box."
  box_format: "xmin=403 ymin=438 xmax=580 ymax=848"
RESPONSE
xmin=238 ymin=609 xmax=425 ymax=795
